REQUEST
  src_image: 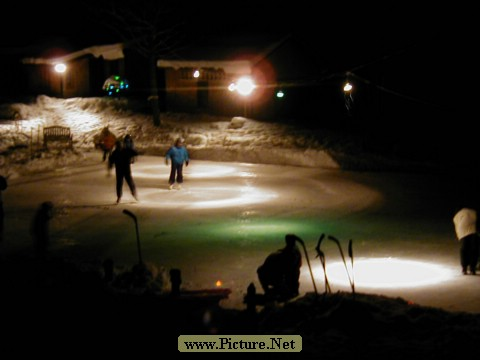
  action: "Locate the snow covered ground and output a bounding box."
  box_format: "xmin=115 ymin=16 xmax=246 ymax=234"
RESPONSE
xmin=1 ymin=96 xmax=480 ymax=357
xmin=0 ymin=95 xmax=342 ymax=178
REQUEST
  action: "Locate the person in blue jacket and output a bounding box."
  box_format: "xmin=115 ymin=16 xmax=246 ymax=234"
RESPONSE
xmin=165 ymin=137 xmax=189 ymax=190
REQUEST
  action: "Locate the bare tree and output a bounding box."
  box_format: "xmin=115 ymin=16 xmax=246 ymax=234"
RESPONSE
xmin=90 ymin=0 xmax=186 ymax=127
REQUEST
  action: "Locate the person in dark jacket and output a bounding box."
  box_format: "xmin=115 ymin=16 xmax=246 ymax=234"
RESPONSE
xmin=124 ymin=134 xmax=135 ymax=150
xmin=165 ymin=137 xmax=189 ymax=190
xmin=108 ymin=140 xmax=138 ymax=204
xmin=123 ymin=134 xmax=137 ymax=163
xmin=257 ymin=234 xmax=302 ymax=300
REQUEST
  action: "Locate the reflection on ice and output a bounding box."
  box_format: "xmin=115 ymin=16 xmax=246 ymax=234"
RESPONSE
xmin=189 ymin=186 xmax=275 ymax=208
xmin=132 ymin=162 xmax=273 ymax=209
xmin=129 ymin=160 xmax=380 ymax=213
xmin=138 ymin=185 xmax=276 ymax=209
xmin=135 ymin=163 xmax=244 ymax=179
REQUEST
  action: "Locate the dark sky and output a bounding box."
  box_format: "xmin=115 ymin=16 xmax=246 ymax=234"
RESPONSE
xmin=0 ymin=2 xmax=117 ymax=48
xmin=1 ymin=2 xmax=470 ymax=63
xmin=1 ymin=2 xmax=466 ymax=51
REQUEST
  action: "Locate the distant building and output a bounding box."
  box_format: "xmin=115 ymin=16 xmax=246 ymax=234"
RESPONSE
xmin=157 ymin=58 xmax=251 ymax=117
xmin=21 ymin=43 xmax=126 ymax=98
xmin=156 ymin=34 xmax=326 ymax=121
xmin=13 ymin=34 xmax=336 ymax=123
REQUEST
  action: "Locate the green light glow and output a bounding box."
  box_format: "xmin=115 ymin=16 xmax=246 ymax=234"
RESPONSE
xmin=203 ymin=218 xmax=334 ymax=244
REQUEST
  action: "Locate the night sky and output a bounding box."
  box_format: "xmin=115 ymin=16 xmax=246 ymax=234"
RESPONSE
xmin=2 ymin=2 xmax=470 ymax=75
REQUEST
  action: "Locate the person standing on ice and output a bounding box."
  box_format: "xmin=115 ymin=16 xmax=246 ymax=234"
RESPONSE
xmin=453 ymin=207 xmax=480 ymax=275
xmin=108 ymin=140 xmax=138 ymax=204
xmin=95 ymin=126 xmax=117 ymax=162
xmin=165 ymin=137 xmax=189 ymax=190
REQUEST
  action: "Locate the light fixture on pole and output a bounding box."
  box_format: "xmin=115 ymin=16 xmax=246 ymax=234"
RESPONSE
xmin=54 ymin=63 xmax=67 ymax=98
xmin=343 ymin=80 xmax=354 ymax=114
xmin=229 ymin=76 xmax=256 ymax=117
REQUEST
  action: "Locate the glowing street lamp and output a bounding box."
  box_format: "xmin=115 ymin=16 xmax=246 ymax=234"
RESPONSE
xmin=54 ymin=63 xmax=67 ymax=98
xmin=236 ymin=76 xmax=255 ymax=96
xmin=343 ymin=81 xmax=354 ymax=113
xmin=343 ymin=82 xmax=353 ymax=92
xmin=229 ymin=76 xmax=256 ymax=116
xmin=54 ymin=63 xmax=67 ymax=74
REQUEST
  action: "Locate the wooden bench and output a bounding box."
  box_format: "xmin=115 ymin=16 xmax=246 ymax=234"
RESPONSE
xmin=43 ymin=126 xmax=73 ymax=149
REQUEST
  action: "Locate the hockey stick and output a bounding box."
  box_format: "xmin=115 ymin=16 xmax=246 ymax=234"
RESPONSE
xmin=123 ymin=209 xmax=143 ymax=265
xmin=328 ymin=235 xmax=354 ymax=293
xmin=315 ymin=233 xmax=331 ymax=294
xmin=295 ymin=236 xmax=318 ymax=296
xmin=348 ymin=239 xmax=355 ymax=295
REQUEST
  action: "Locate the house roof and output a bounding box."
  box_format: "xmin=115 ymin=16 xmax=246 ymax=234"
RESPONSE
xmin=156 ymin=34 xmax=292 ymax=75
xmin=156 ymin=60 xmax=252 ymax=75
xmin=21 ymin=43 xmax=124 ymax=65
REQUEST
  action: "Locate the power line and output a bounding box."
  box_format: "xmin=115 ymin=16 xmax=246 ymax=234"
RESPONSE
xmin=347 ymin=72 xmax=445 ymax=109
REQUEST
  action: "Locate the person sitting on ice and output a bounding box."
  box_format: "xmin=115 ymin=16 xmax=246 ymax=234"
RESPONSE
xmin=257 ymin=234 xmax=302 ymax=300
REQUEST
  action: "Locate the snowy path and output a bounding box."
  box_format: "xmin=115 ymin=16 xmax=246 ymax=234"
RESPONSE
xmin=4 ymin=155 xmax=479 ymax=313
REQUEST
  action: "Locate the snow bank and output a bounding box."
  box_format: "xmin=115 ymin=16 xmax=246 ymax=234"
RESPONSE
xmin=1 ymin=97 xmax=340 ymax=178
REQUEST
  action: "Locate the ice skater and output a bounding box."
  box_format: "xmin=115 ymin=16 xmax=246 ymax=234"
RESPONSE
xmin=165 ymin=137 xmax=189 ymax=190
xmin=453 ymin=206 xmax=480 ymax=275
xmin=108 ymin=140 xmax=138 ymax=204
xmin=94 ymin=126 xmax=117 ymax=162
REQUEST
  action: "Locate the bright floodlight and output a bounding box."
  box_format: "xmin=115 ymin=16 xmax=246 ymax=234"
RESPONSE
xmin=193 ymin=70 xmax=200 ymax=78
xmin=236 ymin=77 xmax=256 ymax=96
xmin=315 ymin=257 xmax=456 ymax=289
xmin=276 ymin=90 xmax=284 ymax=98
xmin=343 ymin=82 xmax=352 ymax=92
xmin=54 ymin=63 xmax=67 ymax=73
